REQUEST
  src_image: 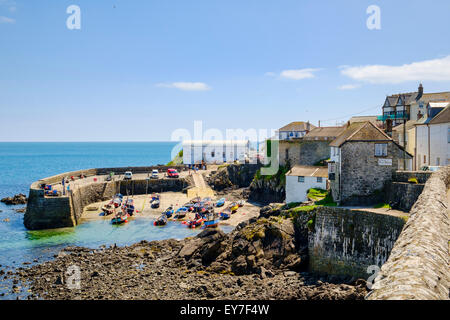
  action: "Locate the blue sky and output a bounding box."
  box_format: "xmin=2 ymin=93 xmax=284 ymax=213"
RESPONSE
xmin=1 ymin=0 xmax=450 ymax=141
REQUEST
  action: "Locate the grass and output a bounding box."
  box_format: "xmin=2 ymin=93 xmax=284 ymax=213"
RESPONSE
xmin=373 ymin=203 xmax=391 ymax=209
xmin=167 ymin=150 xmax=183 ymax=166
xmin=307 ymin=188 xmax=328 ymax=201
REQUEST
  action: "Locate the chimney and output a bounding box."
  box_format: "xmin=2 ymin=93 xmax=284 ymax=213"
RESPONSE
xmin=417 ymin=83 xmax=423 ymax=100
xmin=306 ymin=121 xmax=310 ymax=131
xmin=417 ymin=111 xmax=423 ymax=120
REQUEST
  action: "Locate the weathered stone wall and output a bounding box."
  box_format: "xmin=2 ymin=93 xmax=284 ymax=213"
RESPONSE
xmin=368 ymin=166 xmax=450 ymax=300
xmin=308 ymin=207 xmax=406 ymax=279
xmin=334 ymin=141 xmax=408 ymax=205
xmin=225 ymin=164 xmax=261 ymax=188
xmin=385 ymin=182 xmax=424 ymax=212
xmin=279 ymin=140 xmax=331 ymax=167
xmin=392 ymin=170 xmax=432 ymax=184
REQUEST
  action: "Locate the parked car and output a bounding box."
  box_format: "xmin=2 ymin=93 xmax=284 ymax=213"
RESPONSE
xmin=151 ymin=169 xmax=159 ymax=179
xmin=167 ymin=168 xmax=179 ymax=178
xmin=124 ymin=171 xmax=133 ymax=180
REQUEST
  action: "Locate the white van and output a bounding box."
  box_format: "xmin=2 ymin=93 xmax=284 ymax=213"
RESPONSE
xmin=124 ymin=171 xmax=133 ymax=180
xmin=151 ymin=169 xmax=159 ymax=179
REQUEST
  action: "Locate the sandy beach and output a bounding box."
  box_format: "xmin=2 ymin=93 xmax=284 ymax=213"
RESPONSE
xmin=81 ymin=191 xmax=262 ymax=227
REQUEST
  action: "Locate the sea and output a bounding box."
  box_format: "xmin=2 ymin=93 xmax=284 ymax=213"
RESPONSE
xmin=0 ymin=142 xmax=232 ymax=299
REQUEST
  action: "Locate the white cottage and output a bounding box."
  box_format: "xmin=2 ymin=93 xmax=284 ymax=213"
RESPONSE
xmin=285 ymin=165 xmax=328 ymax=204
xmin=415 ymin=105 xmax=450 ymax=167
xmin=182 ymin=140 xmax=250 ymax=165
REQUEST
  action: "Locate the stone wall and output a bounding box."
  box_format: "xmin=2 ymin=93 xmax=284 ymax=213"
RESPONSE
xmin=392 ymin=170 xmax=432 ymax=184
xmin=308 ymin=207 xmax=406 ymax=279
xmin=279 ymin=140 xmax=330 ymax=167
xmin=385 ymin=182 xmax=424 ymax=212
xmin=25 ymin=166 xmax=190 ymax=230
xmin=367 ymin=166 xmax=450 ymax=300
xmin=333 ymin=141 xmax=409 ymax=206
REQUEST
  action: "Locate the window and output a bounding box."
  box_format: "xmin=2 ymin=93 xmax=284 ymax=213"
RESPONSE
xmin=436 ymin=158 xmax=440 ymax=166
xmin=223 ymin=152 xmax=226 ymax=159
xmin=211 ymin=151 xmax=215 ymax=157
xmin=285 ymin=148 xmax=289 ymax=160
xmin=448 ymin=127 xmax=450 ymax=143
xmin=298 ymin=176 xmax=305 ymax=183
xmin=424 ymin=155 xmax=426 ymax=164
xmin=374 ymin=143 xmax=388 ymax=157
xmin=317 ymin=177 xmax=323 ymax=183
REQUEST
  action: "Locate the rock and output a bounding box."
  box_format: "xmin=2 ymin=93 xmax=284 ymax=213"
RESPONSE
xmin=1 ymin=194 xmax=27 ymax=205
xmin=284 ymin=271 xmax=297 ymax=277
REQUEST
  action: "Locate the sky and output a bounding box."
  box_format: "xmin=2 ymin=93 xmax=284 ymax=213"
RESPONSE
xmin=1 ymin=0 xmax=450 ymax=142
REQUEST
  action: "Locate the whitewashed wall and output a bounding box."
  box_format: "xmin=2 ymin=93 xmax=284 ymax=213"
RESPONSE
xmin=285 ymin=175 xmax=327 ymax=204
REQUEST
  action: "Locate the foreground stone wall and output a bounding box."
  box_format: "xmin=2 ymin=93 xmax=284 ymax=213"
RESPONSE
xmin=368 ymin=166 xmax=449 ymax=300
xmin=308 ymin=207 xmax=405 ymax=279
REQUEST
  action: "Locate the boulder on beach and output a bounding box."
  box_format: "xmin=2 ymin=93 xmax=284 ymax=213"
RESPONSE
xmin=1 ymin=194 xmax=27 ymax=205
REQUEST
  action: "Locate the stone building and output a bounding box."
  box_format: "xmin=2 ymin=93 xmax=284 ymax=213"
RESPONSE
xmin=278 ymin=126 xmax=344 ymax=167
xmin=328 ymin=121 xmax=412 ymax=205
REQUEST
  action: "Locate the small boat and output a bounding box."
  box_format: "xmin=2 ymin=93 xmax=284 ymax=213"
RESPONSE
xmin=151 ymin=193 xmax=160 ymax=201
xmin=237 ymin=200 xmax=245 ymax=207
xmin=111 ymin=213 xmax=128 ymax=225
xmin=229 ymin=202 xmax=239 ymax=213
xmin=215 ymin=198 xmax=226 ymax=207
xmin=153 ymin=214 xmax=168 ymax=226
xmin=219 ymin=209 xmax=231 ymax=220
xmin=174 ymin=207 xmax=189 ymax=219
xmin=113 ymin=197 xmax=122 ymax=208
xmin=204 ymin=212 xmax=219 ymax=228
xmin=151 ymin=199 xmax=160 ymax=209
xmin=185 ymin=218 xmax=204 ymax=229
xmin=190 ymin=196 xmax=201 ymax=203
xmin=163 ymin=206 xmax=174 ymax=218
xmin=183 ymin=203 xmax=195 ymax=212
xmin=101 ymin=204 xmax=114 ymax=216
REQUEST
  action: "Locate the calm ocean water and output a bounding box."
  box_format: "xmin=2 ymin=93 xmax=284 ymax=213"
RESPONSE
xmin=0 ymin=142 xmax=231 ymax=299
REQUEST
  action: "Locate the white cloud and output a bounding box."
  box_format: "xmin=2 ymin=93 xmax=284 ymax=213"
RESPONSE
xmin=341 ymin=55 xmax=450 ymax=84
xmin=156 ymin=82 xmax=211 ymax=91
xmin=0 ymin=16 xmax=15 ymax=24
xmin=279 ymin=68 xmax=321 ymax=80
xmin=338 ymin=84 xmax=361 ymax=90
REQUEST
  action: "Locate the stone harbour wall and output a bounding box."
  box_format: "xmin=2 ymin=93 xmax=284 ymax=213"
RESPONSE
xmin=367 ymin=166 xmax=450 ymax=300
xmin=308 ymin=207 xmax=406 ymax=279
xmin=25 ymin=166 xmax=189 ymax=230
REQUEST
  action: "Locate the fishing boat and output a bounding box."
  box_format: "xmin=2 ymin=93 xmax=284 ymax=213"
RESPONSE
xmin=237 ymin=200 xmax=245 ymax=207
xmin=101 ymin=204 xmax=114 ymax=216
xmin=215 ymin=198 xmax=226 ymax=207
xmin=151 ymin=199 xmax=160 ymax=209
xmin=204 ymin=212 xmax=219 ymax=228
xmin=185 ymin=217 xmax=204 ymax=229
xmin=163 ymin=206 xmax=174 ymax=218
xmin=183 ymin=203 xmax=195 ymax=212
xmin=113 ymin=197 xmax=122 ymax=208
xmin=229 ymin=202 xmax=239 ymax=213
xmin=173 ymin=207 xmax=189 ymax=219
xmin=153 ymin=214 xmax=168 ymax=226
xmin=190 ymin=196 xmax=201 ymax=203
xmin=111 ymin=212 xmax=128 ymax=225
xmin=219 ymin=208 xmax=231 ymax=220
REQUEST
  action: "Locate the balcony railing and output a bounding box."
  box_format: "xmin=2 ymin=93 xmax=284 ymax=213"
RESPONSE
xmin=377 ymin=112 xmax=409 ymax=121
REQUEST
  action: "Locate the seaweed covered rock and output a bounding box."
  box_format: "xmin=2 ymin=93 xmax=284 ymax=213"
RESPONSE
xmin=1 ymin=193 xmax=27 ymax=205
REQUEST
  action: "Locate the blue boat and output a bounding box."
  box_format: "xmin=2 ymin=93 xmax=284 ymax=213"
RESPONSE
xmin=215 ymin=198 xmax=226 ymax=207
xmin=163 ymin=206 xmax=174 ymax=218
xmin=174 ymin=207 xmax=189 ymax=219
xmin=219 ymin=208 xmax=231 ymax=220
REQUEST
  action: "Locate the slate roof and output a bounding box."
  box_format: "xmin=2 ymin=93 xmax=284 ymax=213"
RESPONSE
xmin=286 ymin=165 xmax=328 ymax=178
xmin=279 ymin=121 xmax=316 ymax=132
xmin=303 ymin=126 xmax=345 ymax=140
xmin=329 ymin=121 xmax=391 ymax=147
xmin=429 ymin=106 xmax=450 ymax=125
